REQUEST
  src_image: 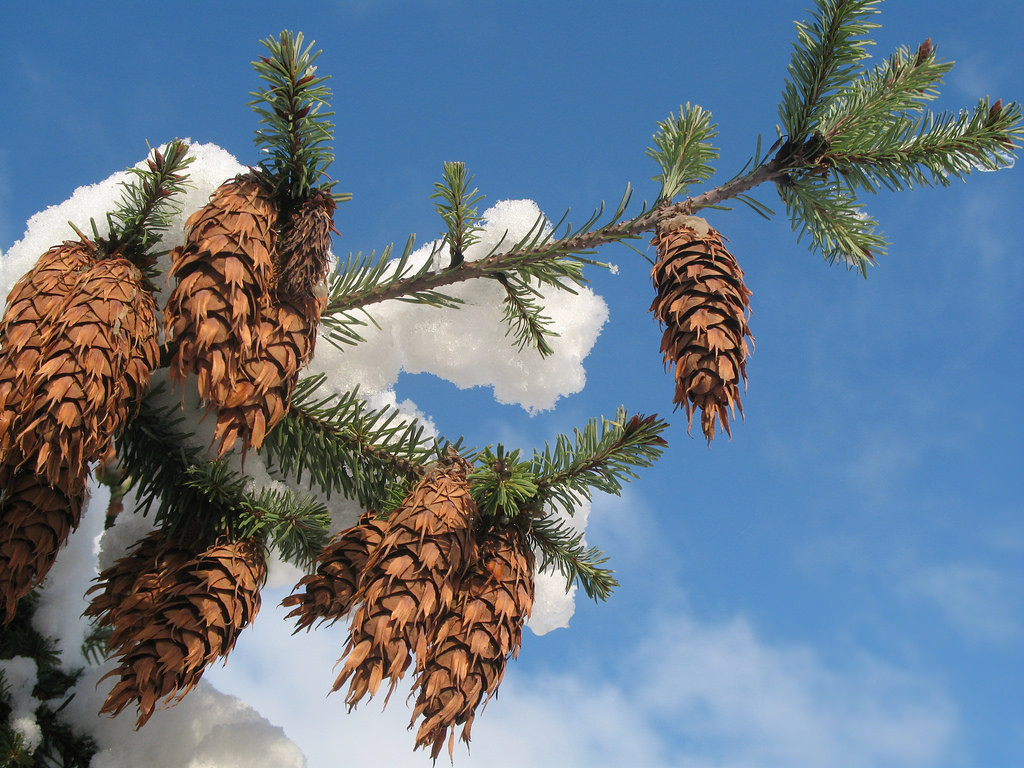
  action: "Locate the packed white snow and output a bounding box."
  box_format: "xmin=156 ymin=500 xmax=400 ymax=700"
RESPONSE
xmin=0 ymin=142 xmax=610 ymax=766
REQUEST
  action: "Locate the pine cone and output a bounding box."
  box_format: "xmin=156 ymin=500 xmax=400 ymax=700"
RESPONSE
xmin=7 ymin=257 xmax=159 ymax=489
xmin=165 ymin=173 xmax=277 ymax=414
xmin=0 ymin=470 xmax=84 ymax=623
xmin=282 ymin=511 xmax=386 ymax=632
xmin=274 ymin=188 xmax=336 ymax=300
xmin=334 ymin=459 xmax=478 ymax=707
xmin=99 ymin=537 xmax=267 ymax=727
xmin=650 ymin=214 xmax=753 ymax=442
xmin=411 ymin=523 xmax=535 ymax=760
xmin=211 ymin=291 xmax=323 ymax=456
xmin=0 ymin=241 xmax=94 ymax=464
xmin=83 ymin=530 xmax=194 ymax=655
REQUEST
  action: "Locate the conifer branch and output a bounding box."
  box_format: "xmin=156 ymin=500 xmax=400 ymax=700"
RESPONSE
xmin=102 ymin=140 xmax=193 ymax=266
xmin=467 ymin=446 xmax=538 ymax=519
xmin=494 ymin=272 xmax=558 ymax=357
xmin=528 ymin=514 xmax=618 ymax=601
xmin=236 ymin=488 xmax=331 ymax=565
xmin=779 ymin=0 xmax=881 ymax=141
xmin=531 ymin=410 xmax=669 ymax=518
xmin=647 ymin=103 xmax=720 ymax=203
xmin=261 ymin=376 xmax=434 ymax=508
xmin=250 ymin=31 xmax=346 ymax=202
xmin=432 ymin=161 xmax=484 ymax=269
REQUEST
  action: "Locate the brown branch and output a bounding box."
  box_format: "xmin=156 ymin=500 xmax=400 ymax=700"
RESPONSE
xmin=325 ymin=159 xmax=789 ymax=318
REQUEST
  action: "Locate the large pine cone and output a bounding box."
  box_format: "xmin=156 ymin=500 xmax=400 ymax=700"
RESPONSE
xmin=282 ymin=511 xmax=386 ymax=632
xmin=650 ymin=214 xmax=753 ymax=442
xmin=0 ymin=471 xmax=84 ymax=623
xmin=83 ymin=530 xmax=194 ymax=654
xmin=211 ymin=291 xmax=323 ymax=456
xmin=0 ymin=241 xmax=94 ymax=465
xmin=99 ymin=537 xmax=267 ymax=727
xmin=411 ymin=523 xmax=535 ymax=760
xmin=7 ymin=257 xmax=159 ymax=489
xmin=334 ymin=458 xmax=478 ymax=707
xmin=165 ymin=173 xmax=277 ymax=414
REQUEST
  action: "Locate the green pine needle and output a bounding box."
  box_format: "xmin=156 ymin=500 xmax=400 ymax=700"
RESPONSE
xmin=647 ymin=103 xmax=719 ymax=203
xmin=780 ymin=0 xmax=882 ymax=141
xmin=249 ymin=30 xmax=342 ymax=201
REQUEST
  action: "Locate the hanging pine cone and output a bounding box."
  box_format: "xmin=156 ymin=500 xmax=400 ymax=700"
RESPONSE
xmin=83 ymin=530 xmax=194 ymax=655
xmin=99 ymin=536 xmax=267 ymax=727
xmin=6 ymin=257 xmax=159 ymax=489
xmin=282 ymin=511 xmax=386 ymax=632
xmin=211 ymin=291 xmax=324 ymax=456
xmin=209 ymin=188 xmax=336 ymax=455
xmin=411 ymin=523 xmax=535 ymax=760
xmin=650 ymin=214 xmax=753 ymax=442
xmin=274 ymin=188 xmax=336 ymax=301
xmin=0 ymin=470 xmax=84 ymax=623
xmin=0 ymin=241 xmax=94 ymax=465
xmin=334 ymin=457 xmax=478 ymax=707
xmin=165 ymin=172 xmax=277 ymax=422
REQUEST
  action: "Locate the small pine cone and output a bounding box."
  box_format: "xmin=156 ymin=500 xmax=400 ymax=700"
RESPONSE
xmin=282 ymin=511 xmax=386 ymax=632
xmin=0 ymin=469 xmax=84 ymax=623
xmin=0 ymin=241 xmax=94 ymax=462
xmin=275 ymin=188 xmax=336 ymax=300
xmin=211 ymin=291 xmax=323 ymax=456
xmin=83 ymin=530 xmax=194 ymax=655
xmin=411 ymin=524 xmax=535 ymax=760
xmin=9 ymin=258 xmax=159 ymax=489
xmin=99 ymin=537 xmax=267 ymax=727
xmin=334 ymin=458 xmax=478 ymax=707
xmin=165 ymin=173 xmax=277 ymax=406
xmin=650 ymin=214 xmax=753 ymax=442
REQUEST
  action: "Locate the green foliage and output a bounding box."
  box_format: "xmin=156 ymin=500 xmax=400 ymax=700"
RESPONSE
xmin=432 ymin=162 xmax=484 ymax=268
xmin=250 ymin=31 xmax=345 ymax=202
xmin=104 ymin=140 xmax=193 ymax=263
xmin=531 ymin=410 xmax=669 ymax=518
xmin=779 ymin=0 xmax=881 ymax=141
xmin=530 ymin=512 xmax=618 ymax=601
xmin=468 ymin=447 xmax=538 ymax=520
xmin=259 ymin=375 xmax=435 ymax=509
xmin=647 ymin=103 xmax=719 ymax=203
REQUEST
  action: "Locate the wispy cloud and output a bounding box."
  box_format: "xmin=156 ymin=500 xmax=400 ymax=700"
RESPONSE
xmin=898 ymin=561 xmax=1024 ymax=645
xmin=204 ymin=592 xmax=959 ymax=768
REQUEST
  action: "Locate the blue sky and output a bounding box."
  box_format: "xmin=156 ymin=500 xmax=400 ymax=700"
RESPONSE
xmin=2 ymin=1 xmax=1022 ymax=767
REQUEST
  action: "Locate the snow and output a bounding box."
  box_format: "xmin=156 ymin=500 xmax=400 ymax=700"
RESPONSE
xmin=0 ymin=143 xmax=610 ymax=766
xmin=0 ymin=656 xmax=42 ymax=753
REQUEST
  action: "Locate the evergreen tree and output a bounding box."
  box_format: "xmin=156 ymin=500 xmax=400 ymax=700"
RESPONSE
xmin=0 ymin=2 xmax=1019 ymax=763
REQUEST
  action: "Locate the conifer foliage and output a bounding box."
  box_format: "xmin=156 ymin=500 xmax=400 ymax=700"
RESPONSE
xmin=1 ymin=3 xmax=1021 ymax=763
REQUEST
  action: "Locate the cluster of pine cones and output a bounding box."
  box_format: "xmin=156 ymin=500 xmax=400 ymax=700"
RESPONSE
xmin=283 ymin=455 xmax=535 ymax=759
xmin=0 ymin=171 xmax=334 ymax=717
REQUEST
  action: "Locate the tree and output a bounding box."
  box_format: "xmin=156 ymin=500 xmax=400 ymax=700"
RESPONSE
xmin=0 ymin=1 xmax=1019 ymax=764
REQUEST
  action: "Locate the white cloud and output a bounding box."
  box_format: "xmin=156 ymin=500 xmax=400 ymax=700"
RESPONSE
xmin=899 ymin=561 xmax=1024 ymax=645
xmin=202 ymin=591 xmax=958 ymax=768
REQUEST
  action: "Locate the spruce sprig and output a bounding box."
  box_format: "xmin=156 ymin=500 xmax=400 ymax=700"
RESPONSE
xmin=250 ymin=31 xmax=344 ymax=201
xmin=102 ymin=139 xmax=193 ymax=264
xmin=468 ymin=446 xmax=539 ymax=519
xmin=528 ymin=514 xmax=618 ymax=601
xmin=647 ymin=103 xmax=720 ymax=203
xmin=531 ymin=410 xmax=669 ymax=518
xmin=433 ymin=161 xmax=484 ymax=268
xmin=818 ymin=38 xmax=951 ymax=141
xmin=260 ymin=375 xmax=434 ymax=508
xmin=826 ymin=97 xmax=1023 ymax=193
xmin=494 ymin=271 xmax=558 ymax=357
xmin=779 ymin=0 xmax=881 ymax=142
xmin=237 ymin=487 xmax=331 ymax=565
